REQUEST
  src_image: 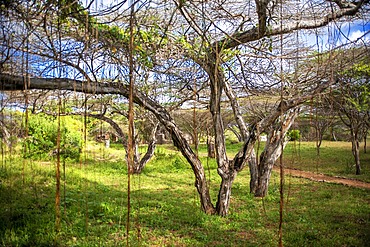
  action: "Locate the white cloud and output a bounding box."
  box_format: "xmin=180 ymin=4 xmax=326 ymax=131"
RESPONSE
xmin=348 ymin=30 xmax=370 ymax=42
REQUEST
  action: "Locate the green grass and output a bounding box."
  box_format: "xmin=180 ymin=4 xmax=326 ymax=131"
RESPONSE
xmin=282 ymin=140 xmax=370 ymax=182
xmin=211 ymin=140 xmax=370 ymax=182
xmin=0 ymin=142 xmax=369 ymax=246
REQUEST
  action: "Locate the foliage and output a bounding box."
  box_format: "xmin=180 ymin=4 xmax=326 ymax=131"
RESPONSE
xmin=22 ymin=114 xmax=82 ymax=161
xmin=349 ymin=60 xmax=370 ymax=78
xmin=288 ymin=129 xmax=301 ymax=141
xmin=54 ymin=0 xmax=167 ymax=69
xmin=345 ymin=83 xmax=370 ymax=113
xmin=341 ymin=55 xmax=370 ymax=112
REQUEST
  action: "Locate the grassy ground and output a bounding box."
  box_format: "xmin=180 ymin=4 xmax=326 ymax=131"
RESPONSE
xmin=218 ymin=140 xmax=370 ymax=182
xmin=283 ymin=140 xmax=370 ymax=182
xmin=0 ymin=141 xmax=369 ymax=246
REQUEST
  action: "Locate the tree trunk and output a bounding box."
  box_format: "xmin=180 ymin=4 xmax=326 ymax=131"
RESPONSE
xmin=248 ymin=150 xmax=258 ymax=194
xmin=207 ymin=137 xmax=215 ymax=158
xmin=133 ymin=123 xmax=159 ymax=174
xmin=206 ymin=53 xmax=233 ymax=215
xmin=364 ymin=130 xmax=367 ymax=154
xmin=173 ymin=132 xmax=215 ymax=214
xmin=253 ymin=108 xmax=298 ymax=197
xmin=254 ymin=136 xmax=283 ymax=197
xmin=351 ymin=130 xmax=361 ymax=175
xmin=316 ymin=138 xmax=322 ymax=156
xmin=216 ymin=170 xmax=237 ymax=216
xmin=223 ymin=76 xmax=259 ymax=194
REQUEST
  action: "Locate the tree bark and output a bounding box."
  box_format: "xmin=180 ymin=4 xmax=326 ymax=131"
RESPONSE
xmin=216 ymin=170 xmax=237 ymax=216
xmin=207 ymin=137 xmax=215 ymax=158
xmin=248 ymin=151 xmax=259 ymax=194
xmin=364 ymin=129 xmax=367 ymax=154
xmin=223 ymin=75 xmax=259 ymax=194
xmin=253 ymin=108 xmax=298 ymax=197
xmin=254 ymin=131 xmax=285 ymax=197
xmin=205 ymin=53 xmax=233 ymax=215
xmin=351 ymin=129 xmax=361 ymax=175
xmin=133 ymin=122 xmax=159 ymax=174
xmin=205 ymin=55 xmax=256 ymax=215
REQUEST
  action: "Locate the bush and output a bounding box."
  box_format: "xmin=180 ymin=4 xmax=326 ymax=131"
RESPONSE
xmin=22 ymin=114 xmax=82 ymax=161
xmin=288 ymin=129 xmax=301 ymax=141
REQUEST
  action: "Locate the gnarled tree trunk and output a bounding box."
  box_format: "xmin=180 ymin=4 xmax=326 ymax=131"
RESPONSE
xmin=253 ymin=108 xmax=299 ymax=197
xmin=253 ymin=132 xmax=285 ymax=197
xmin=133 ymin=122 xmax=159 ymax=174
xmin=248 ymin=151 xmax=259 ymax=194
xmin=206 ymin=53 xmax=235 ymax=216
xmin=216 ymin=170 xmax=237 ymax=216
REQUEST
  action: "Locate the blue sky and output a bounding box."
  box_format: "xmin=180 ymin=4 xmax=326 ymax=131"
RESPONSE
xmin=330 ymin=21 xmax=370 ymax=44
xmin=301 ymin=21 xmax=370 ymax=51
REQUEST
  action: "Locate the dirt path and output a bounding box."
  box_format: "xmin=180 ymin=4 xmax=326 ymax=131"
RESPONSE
xmin=273 ymin=167 xmax=370 ymax=190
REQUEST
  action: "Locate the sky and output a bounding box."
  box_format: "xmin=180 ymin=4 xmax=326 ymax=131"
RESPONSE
xmin=84 ymin=0 xmax=370 ymax=49
xmin=301 ymin=21 xmax=370 ymax=51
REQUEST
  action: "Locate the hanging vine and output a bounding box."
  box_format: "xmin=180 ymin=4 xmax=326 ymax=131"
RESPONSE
xmin=126 ymin=0 xmax=136 ymax=244
xmin=278 ymin=0 xmax=285 ymax=246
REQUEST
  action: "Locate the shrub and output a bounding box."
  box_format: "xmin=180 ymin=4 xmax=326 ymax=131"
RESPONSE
xmin=288 ymin=129 xmax=301 ymax=141
xmin=22 ymin=114 xmax=82 ymax=161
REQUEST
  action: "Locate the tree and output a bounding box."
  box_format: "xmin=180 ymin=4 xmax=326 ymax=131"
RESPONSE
xmin=1 ymin=0 xmax=369 ymax=216
xmin=85 ymin=109 xmax=159 ymax=174
xmin=332 ymin=55 xmax=370 ymax=175
xmin=34 ymin=92 xmax=159 ymax=174
xmin=312 ymin=97 xmax=336 ymax=156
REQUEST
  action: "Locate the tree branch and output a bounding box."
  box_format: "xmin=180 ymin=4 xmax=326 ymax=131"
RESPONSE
xmin=218 ymin=0 xmax=367 ymax=50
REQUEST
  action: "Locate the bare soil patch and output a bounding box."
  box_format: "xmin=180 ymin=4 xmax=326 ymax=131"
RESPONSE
xmin=273 ymin=167 xmax=370 ymax=190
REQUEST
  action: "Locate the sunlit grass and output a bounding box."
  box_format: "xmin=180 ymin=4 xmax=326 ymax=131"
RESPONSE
xmin=283 ymin=140 xmax=370 ymax=182
xmin=199 ymin=139 xmax=370 ymax=182
xmin=0 ymin=141 xmax=369 ymax=246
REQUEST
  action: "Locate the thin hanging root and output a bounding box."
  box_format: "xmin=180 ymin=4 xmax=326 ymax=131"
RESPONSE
xmin=278 ymin=0 xmax=284 ymax=246
xmin=55 ymin=90 xmax=61 ymax=234
xmin=127 ymin=0 xmax=136 ymax=245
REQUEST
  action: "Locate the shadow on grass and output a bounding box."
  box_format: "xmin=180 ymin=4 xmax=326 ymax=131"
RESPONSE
xmin=1 ymin=159 xmax=370 ymax=246
xmin=0 ymin=163 xmax=262 ymax=246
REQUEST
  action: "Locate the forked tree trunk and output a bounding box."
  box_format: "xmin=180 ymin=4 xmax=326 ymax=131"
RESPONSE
xmin=223 ymin=75 xmax=259 ymax=195
xmin=215 ymin=127 xmax=257 ymax=216
xmin=253 ymin=133 xmax=286 ymax=197
xmin=132 ymin=123 xmax=159 ymax=174
xmin=216 ymin=136 xmax=256 ymax=216
xmin=252 ymin=109 xmax=298 ymax=197
xmin=206 ymin=53 xmax=235 ymax=216
xmin=86 ymin=113 xmax=158 ymax=174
